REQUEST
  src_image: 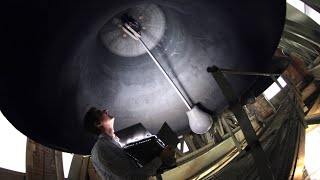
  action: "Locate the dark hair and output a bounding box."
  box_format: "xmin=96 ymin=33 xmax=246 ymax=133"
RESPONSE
xmin=83 ymin=107 xmax=103 ymax=135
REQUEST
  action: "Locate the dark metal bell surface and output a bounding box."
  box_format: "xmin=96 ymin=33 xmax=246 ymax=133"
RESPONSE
xmin=1 ymin=0 xmax=286 ymax=154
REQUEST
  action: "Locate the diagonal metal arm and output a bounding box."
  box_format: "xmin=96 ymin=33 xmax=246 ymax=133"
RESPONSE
xmin=138 ymin=38 xmax=192 ymax=110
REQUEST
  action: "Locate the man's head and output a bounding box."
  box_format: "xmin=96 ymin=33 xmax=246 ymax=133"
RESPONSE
xmin=84 ymin=107 xmax=115 ymax=135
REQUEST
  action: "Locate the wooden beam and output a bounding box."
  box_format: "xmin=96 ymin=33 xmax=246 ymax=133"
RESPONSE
xmin=302 ymin=82 xmax=317 ymax=101
xmin=175 ymin=149 xmax=184 ymax=158
xmin=307 ymin=94 xmax=320 ymax=116
xmin=88 ymin=158 xmax=101 ymax=180
xmin=201 ymin=133 xmax=214 ymax=144
xmin=220 ymin=115 xmax=242 ymax=152
xmin=179 ymin=138 xmax=184 ymax=153
xmin=193 ymin=134 xmax=205 ymax=148
xmin=218 ymin=116 xmax=224 ymax=136
xmin=183 ymin=134 xmax=197 ymax=152
xmin=292 ymin=126 xmax=306 ymax=180
xmin=80 ymin=156 xmax=90 ymax=180
xmin=68 ymin=155 xmax=84 ymax=180
xmin=26 ymin=139 xmax=35 ymax=180
xmin=54 ymin=151 xmax=64 ymax=180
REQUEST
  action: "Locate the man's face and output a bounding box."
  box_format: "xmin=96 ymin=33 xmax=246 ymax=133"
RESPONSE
xmin=98 ymin=110 xmax=115 ymax=130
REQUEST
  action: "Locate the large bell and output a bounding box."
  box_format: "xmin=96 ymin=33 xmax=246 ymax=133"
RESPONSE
xmin=1 ymin=0 xmax=286 ymax=154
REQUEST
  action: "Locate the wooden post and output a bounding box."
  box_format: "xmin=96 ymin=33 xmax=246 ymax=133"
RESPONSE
xmin=55 ymin=151 xmax=64 ymax=180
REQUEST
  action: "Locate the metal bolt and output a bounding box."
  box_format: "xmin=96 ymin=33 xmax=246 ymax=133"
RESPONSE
xmin=139 ymin=16 xmax=143 ymax=20
xmin=142 ymin=26 xmax=147 ymax=30
xmin=122 ymin=34 xmax=127 ymax=38
xmin=118 ymin=24 xmax=122 ymax=28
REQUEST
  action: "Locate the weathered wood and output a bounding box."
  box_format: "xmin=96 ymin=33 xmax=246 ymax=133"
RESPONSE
xmin=218 ymin=116 xmax=224 ymax=136
xmin=307 ymin=94 xmax=320 ymax=116
xmin=292 ymin=126 xmax=306 ymax=180
xmin=68 ymin=155 xmax=84 ymax=180
xmin=80 ymin=156 xmax=90 ymax=180
xmin=179 ymin=138 xmax=184 ymax=153
xmin=183 ymin=135 xmax=197 ymax=152
xmin=220 ymin=115 xmax=242 ymax=152
xmin=54 ymin=151 xmax=64 ymax=180
xmin=301 ymin=82 xmax=317 ymax=101
xmin=88 ymin=158 xmax=101 ymax=180
xmin=26 ymin=139 xmax=35 ymax=180
xmin=193 ymin=134 xmax=206 ymax=148
xmin=175 ymin=149 xmax=184 ymax=158
xmin=201 ymin=133 xmax=214 ymax=144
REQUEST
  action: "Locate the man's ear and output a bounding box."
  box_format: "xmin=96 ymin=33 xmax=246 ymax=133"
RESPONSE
xmin=95 ymin=122 xmax=102 ymax=129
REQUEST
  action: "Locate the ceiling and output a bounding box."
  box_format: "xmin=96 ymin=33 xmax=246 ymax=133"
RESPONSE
xmin=1 ymin=0 xmax=286 ymax=154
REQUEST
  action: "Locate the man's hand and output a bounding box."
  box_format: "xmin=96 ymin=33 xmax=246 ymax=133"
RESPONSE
xmin=160 ymin=145 xmax=176 ymax=166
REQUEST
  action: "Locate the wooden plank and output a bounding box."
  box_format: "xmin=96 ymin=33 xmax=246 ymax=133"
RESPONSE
xmin=184 ymin=135 xmax=197 ymax=152
xmin=54 ymin=151 xmax=64 ymax=180
xmin=292 ymin=126 xmax=306 ymax=180
xmin=25 ymin=139 xmax=35 ymax=180
xmin=201 ymin=133 xmax=214 ymax=144
xmin=180 ymin=138 xmax=184 ymax=153
xmin=80 ymin=157 xmax=89 ymax=180
xmin=218 ymin=116 xmax=224 ymax=136
xmin=175 ymin=149 xmax=184 ymax=158
xmin=301 ymin=82 xmax=317 ymax=101
xmin=88 ymin=158 xmax=101 ymax=180
xmin=68 ymin=155 xmax=83 ymax=180
xmin=193 ymin=134 xmax=205 ymax=148
xmin=307 ymin=94 xmax=320 ymax=116
xmin=220 ymin=115 xmax=242 ymax=152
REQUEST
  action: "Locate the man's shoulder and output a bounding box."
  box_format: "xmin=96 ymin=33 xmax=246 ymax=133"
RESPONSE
xmin=92 ymin=135 xmax=112 ymax=151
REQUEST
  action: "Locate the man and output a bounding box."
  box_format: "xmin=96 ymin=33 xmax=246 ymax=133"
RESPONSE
xmin=84 ymin=107 xmax=175 ymax=180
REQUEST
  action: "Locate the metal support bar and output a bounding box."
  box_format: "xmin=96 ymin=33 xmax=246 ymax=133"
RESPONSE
xmin=207 ymin=65 xmax=274 ymax=180
xmin=220 ymin=115 xmax=242 ymax=152
xmin=207 ymin=67 xmax=281 ymax=77
xmin=270 ymin=75 xmax=308 ymax=128
xmin=138 ymin=38 xmax=192 ymax=110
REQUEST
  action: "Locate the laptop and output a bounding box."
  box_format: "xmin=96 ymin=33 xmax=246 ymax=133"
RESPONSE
xmin=115 ymin=122 xmax=179 ymax=166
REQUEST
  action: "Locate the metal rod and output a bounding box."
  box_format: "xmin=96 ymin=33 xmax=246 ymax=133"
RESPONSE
xmin=207 ymin=67 xmax=282 ymax=77
xmin=138 ymin=38 xmax=192 ymax=110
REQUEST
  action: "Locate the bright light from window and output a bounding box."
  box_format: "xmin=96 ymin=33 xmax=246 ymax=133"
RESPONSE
xmin=305 ymin=5 xmax=320 ymax=25
xmin=177 ymin=141 xmax=189 ymax=153
xmin=62 ymin=152 xmax=73 ymax=178
xmin=287 ymin=0 xmax=320 ymax=25
xmin=0 ymin=111 xmax=27 ymax=173
xmin=305 ymin=126 xmax=320 ymax=179
xmin=287 ymin=0 xmax=305 ymax=12
xmin=263 ymin=76 xmax=287 ymax=100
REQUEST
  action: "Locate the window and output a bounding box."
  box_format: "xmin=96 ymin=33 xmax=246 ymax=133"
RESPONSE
xmin=0 ymin=111 xmax=27 ymax=173
xmin=287 ymin=0 xmax=320 ymax=25
xmin=177 ymin=141 xmax=189 ymax=153
xmin=263 ymin=76 xmax=287 ymax=100
xmin=62 ymin=152 xmax=73 ymax=178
